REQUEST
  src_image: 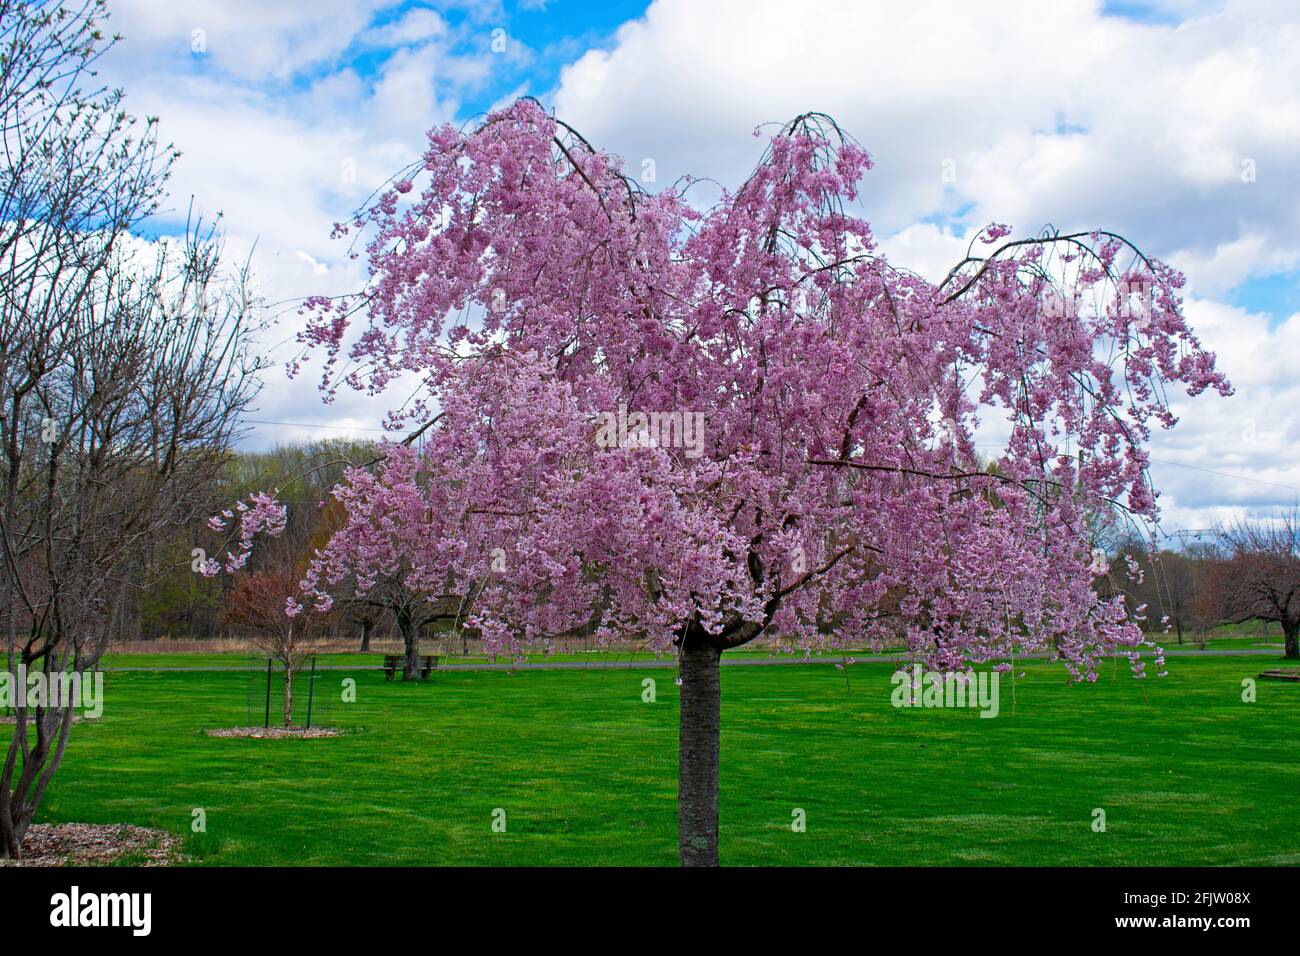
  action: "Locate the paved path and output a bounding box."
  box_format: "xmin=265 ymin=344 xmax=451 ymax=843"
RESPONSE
xmin=99 ymin=647 xmax=1290 ymax=673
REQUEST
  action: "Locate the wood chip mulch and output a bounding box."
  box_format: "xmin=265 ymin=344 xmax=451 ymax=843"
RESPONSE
xmin=0 ymin=715 xmax=97 ymax=725
xmin=2 ymin=823 xmax=183 ymax=866
xmin=204 ymin=726 xmax=341 ymax=738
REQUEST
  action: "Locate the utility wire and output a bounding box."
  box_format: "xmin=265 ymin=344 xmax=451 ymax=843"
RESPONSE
xmin=245 ymin=418 xmax=385 ymax=433
xmin=1146 ymin=457 xmax=1300 ymax=494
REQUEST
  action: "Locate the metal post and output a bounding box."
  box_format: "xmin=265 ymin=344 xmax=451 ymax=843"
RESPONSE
xmin=306 ymin=657 xmax=317 ymax=729
xmin=263 ymin=658 xmax=272 ymax=729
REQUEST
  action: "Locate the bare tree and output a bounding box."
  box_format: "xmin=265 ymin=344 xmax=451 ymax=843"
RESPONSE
xmin=0 ymin=0 xmax=263 ymax=860
xmin=1198 ymin=510 xmax=1300 ymax=659
xmin=0 ymin=227 xmax=263 ymax=856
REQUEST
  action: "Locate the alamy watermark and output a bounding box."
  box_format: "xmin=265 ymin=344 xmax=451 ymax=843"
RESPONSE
xmin=1041 ymin=279 xmax=1154 ymax=329
xmin=50 ymin=886 xmax=150 ymax=936
xmin=1 ymin=665 xmax=104 ymax=719
xmin=594 ymin=402 xmax=706 ymax=459
xmin=890 ymin=664 xmax=1000 ymax=718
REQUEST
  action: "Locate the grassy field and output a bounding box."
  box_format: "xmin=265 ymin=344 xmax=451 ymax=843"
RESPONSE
xmin=18 ymin=653 xmax=1300 ymax=866
xmin=92 ymin=618 xmax=1292 ymax=668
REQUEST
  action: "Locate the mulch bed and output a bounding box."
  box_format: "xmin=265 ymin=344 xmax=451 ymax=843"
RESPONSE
xmin=204 ymin=726 xmax=341 ymax=739
xmin=0 ymin=715 xmax=97 ymax=725
xmin=2 ymin=823 xmax=183 ymax=866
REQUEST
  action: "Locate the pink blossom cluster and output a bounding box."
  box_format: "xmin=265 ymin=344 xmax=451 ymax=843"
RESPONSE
xmin=224 ymin=101 xmax=1229 ymax=679
xmin=203 ymin=492 xmax=287 ymax=575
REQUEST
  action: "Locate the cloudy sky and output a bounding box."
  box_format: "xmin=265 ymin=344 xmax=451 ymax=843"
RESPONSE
xmin=99 ymin=0 xmax=1300 ymax=536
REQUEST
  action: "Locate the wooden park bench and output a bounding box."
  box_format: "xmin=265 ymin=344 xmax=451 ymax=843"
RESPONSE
xmin=1258 ymin=669 xmax=1300 ymax=681
xmin=382 ymin=654 xmax=441 ymax=681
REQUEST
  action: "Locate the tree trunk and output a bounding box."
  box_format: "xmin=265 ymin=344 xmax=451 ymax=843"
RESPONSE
xmin=0 ymin=778 xmax=22 ymax=859
xmin=1284 ymin=621 xmax=1299 ymax=660
xmin=359 ymin=620 xmax=371 ymax=653
xmin=0 ymin=808 xmax=22 ymax=859
xmin=1 ymin=726 xmax=40 ymax=859
xmin=678 ymin=638 xmax=721 ymax=867
xmin=398 ymin=611 xmax=420 ymax=681
xmin=283 ymin=661 xmax=294 ymax=728
xmin=1 ymin=701 xmax=75 ymax=859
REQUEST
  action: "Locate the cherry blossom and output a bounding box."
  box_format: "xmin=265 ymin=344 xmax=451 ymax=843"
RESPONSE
xmin=279 ymin=101 xmax=1228 ymax=681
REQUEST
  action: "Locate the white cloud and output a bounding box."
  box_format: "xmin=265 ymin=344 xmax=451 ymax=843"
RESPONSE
xmin=1148 ymin=299 xmax=1300 ymax=527
xmin=109 ymin=0 xmax=402 ymax=81
xmin=361 ymin=7 xmax=449 ymax=48
xmin=294 ymin=251 xmax=330 ymax=276
xmin=554 ymin=0 xmax=1300 ymax=294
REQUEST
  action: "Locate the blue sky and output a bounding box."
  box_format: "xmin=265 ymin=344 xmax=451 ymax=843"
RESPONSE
xmin=1101 ymin=1 xmax=1189 ymax=25
xmin=98 ymin=0 xmax=1300 ymax=532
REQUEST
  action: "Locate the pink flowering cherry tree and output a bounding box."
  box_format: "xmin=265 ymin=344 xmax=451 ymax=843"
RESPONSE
xmin=218 ymin=101 xmax=1229 ymax=866
xmin=293 ymin=444 xmax=474 ymax=681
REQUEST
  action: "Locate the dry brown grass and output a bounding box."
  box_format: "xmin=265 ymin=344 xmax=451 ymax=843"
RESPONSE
xmin=113 ymin=637 xmax=258 ymax=654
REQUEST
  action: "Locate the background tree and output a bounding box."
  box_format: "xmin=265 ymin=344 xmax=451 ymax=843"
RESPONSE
xmin=222 ymin=569 xmax=336 ymax=727
xmin=1113 ymin=540 xmax=1202 ymax=644
xmin=222 ymin=100 xmax=1229 ymax=866
xmin=303 ymin=486 xmax=389 ymax=655
xmin=1197 ymin=510 xmax=1300 ymax=659
xmin=290 ymin=444 xmax=476 ymax=681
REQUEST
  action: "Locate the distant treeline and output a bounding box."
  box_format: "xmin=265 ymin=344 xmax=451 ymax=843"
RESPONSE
xmin=123 ymin=438 xmax=380 ymax=644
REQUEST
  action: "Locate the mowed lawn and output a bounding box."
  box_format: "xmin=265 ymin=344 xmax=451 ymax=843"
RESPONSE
xmin=22 ymin=655 xmax=1300 ymax=866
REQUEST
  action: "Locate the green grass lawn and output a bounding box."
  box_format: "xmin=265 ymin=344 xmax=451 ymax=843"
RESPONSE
xmin=18 ymin=654 xmax=1299 ymax=866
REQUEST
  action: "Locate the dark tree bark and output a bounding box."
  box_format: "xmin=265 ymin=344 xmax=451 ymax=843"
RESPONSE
xmin=0 ymin=775 xmax=22 ymax=858
xmin=359 ymin=619 xmax=371 ymax=653
xmin=1285 ymin=620 xmax=1299 ymax=661
xmin=283 ymin=660 xmax=295 ymax=728
xmin=396 ymin=608 xmax=420 ymax=681
xmin=1 ymin=699 xmax=75 ymax=859
xmin=668 ymin=539 xmax=837 ymax=865
xmin=0 ymin=806 xmax=17 ymax=858
xmin=678 ymin=637 xmax=721 ymax=867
